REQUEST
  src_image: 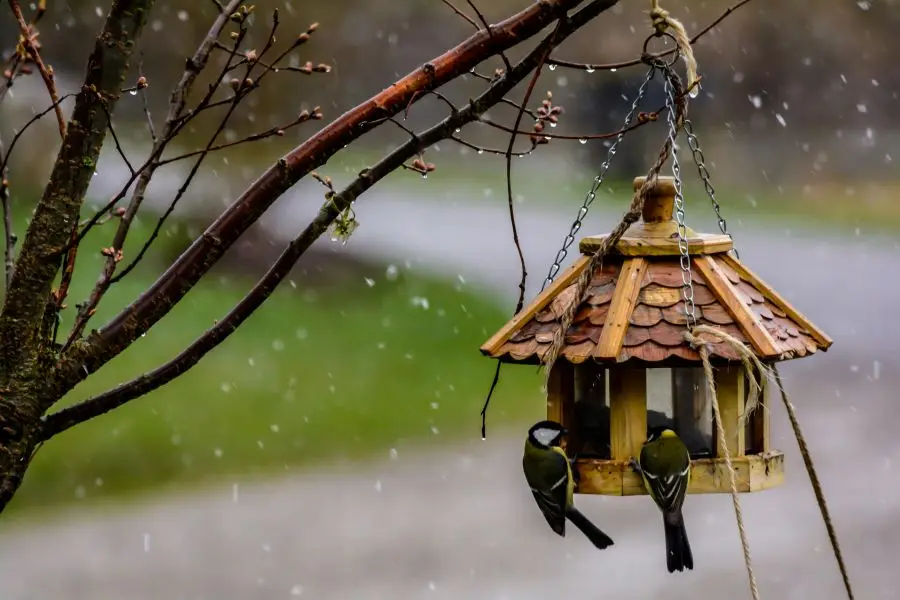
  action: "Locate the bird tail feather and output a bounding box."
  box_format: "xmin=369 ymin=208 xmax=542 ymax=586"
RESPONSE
xmin=565 ymin=507 xmax=614 ymax=550
xmin=663 ymin=513 xmax=694 ymax=572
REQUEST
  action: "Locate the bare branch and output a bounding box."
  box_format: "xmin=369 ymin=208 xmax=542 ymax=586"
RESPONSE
xmin=7 ymin=0 xmax=66 ymax=139
xmin=450 ymin=135 xmax=534 ymax=157
xmin=62 ymin=0 xmax=246 ymax=347
xmin=503 ymin=37 xmax=557 ymax=317
xmin=547 ymin=0 xmax=755 ymax=72
xmin=44 ymin=0 xmax=623 ymax=429
xmin=441 ymin=0 xmax=479 ymax=29
xmin=135 ymin=65 xmax=156 ymax=142
xmin=467 ymin=1 xmax=512 ymax=73
xmin=156 ymin=109 xmax=322 ymax=166
xmin=479 ymin=108 xmax=661 ymax=140
xmin=0 ymin=0 xmax=155 ymax=391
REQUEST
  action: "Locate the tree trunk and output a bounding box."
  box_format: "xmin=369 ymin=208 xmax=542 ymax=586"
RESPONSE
xmin=0 ymin=392 xmax=43 ymax=513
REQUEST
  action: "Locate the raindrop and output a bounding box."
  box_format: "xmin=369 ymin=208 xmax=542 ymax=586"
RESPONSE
xmin=177 ymin=9 xmax=189 ymax=21
xmin=857 ymin=0 xmax=871 ymax=9
xmin=233 ymin=483 xmax=240 ymax=503
xmin=385 ymin=264 xmax=399 ymax=281
xmin=374 ymin=479 xmax=382 ymax=492
xmin=548 ymin=64 xmax=557 ymax=71
xmin=291 ymin=585 xmax=304 ymax=596
xmin=856 ymin=104 xmax=868 ymax=114
xmin=578 ymin=138 xmax=587 ymax=144
xmin=775 ymin=114 xmax=786 ymax=127
xmin=585 ymin=67 xmax=595 ymax=74
xmin=272 ymin=339 xmax=285 ymax=351
xmin=477 ymin=149 xmax=484 ymax=155
xmin=389 ymin=448 xmax=399 ymax=460
xmin=610 ymin=68 xmax=617 ymax=73
xmin=747 ymin=95 xmax=763 ymax=109
xmin=129 ymin=90 xmax=138 ymax=96
xmin=143 ymin=533 xmax=151 ymax=553
xmin=214 ymin=448 xmax=223 ymax=458
xmin=364 ymin=277 xmax=376 ymax=287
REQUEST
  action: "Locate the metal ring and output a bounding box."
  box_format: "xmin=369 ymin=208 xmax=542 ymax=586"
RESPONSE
xmin=641 ymin=32 xmax=680 ymax=68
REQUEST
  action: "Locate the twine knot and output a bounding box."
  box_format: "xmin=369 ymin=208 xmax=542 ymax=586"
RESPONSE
xmin=650 ymin=6 xmax=670 ymax=35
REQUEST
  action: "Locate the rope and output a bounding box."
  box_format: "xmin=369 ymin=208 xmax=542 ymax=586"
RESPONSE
xmin=772 ymin=366 xmax=856 ymax=600
xmin=650 ymin=0 xmax=700 ymax=97
xmin=689 ymin=324 xmax=770 ymax=426
xmin=686 ymin=330 xmax=761 ymax=600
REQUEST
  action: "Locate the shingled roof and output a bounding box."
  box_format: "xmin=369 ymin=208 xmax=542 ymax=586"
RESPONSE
xmin=480 ymin=177 xmax=832 ymax=366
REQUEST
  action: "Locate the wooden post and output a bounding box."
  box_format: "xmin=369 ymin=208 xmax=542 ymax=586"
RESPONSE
xmin=713 ymin=365 xmax=746 ymax=458
xmin=547 ymin=360 xmax=574 ymax=449
xmin=609 ymin=367 xmax=647 ymax=461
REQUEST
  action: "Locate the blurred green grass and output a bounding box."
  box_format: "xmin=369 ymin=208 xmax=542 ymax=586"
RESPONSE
xmin=3 ymin=198 xmax=544 ymax=518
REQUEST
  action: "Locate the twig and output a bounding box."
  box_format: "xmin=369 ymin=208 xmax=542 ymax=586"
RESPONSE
xmin=467 ymin=0 xmax=513 ymax=74
xmin=450 ymin=135 xmax=535 ymax=157
xmin=478 ymin=25 xmax=559 ymax=439
xmin=440 ymin=0 xmax=479 ymax=29
xmin=46 ymin=0 xmax=624 ymax=429
xmin=480 ymin=109 xmax=661 ymax=141
xmin=96 ymin=96 xmax=135 ymax=175
xmin=8 ymin=0 xmax=66 ymax=139
xmin=136 ymin=63 xmax=157 ymax=142
xmin=63 ymin=0 xmax=246 ymax=348
xmin=155 ymin=109 xmax=322 ymax=166
xmin=546 ymin=0 xmax=755 ymax=72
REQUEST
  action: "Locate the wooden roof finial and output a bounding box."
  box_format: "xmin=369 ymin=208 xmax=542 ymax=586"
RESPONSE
xmin=635 ymin=175 xmax=676 ymax=223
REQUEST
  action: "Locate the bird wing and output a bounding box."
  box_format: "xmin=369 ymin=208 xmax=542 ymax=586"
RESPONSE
xmin=528 ymin=451 xmax=569 ymax=536
xmin=640 ymin=461 xmax=690 ymax=515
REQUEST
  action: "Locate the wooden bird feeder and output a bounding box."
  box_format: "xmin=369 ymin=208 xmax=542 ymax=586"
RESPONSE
xmin=480 ymin=176 xmax=833 ymax=496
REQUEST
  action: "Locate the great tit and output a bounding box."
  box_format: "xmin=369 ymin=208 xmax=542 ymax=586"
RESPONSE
xmin=522 ymin=419 xmax=614 ymax=550
xmin=632 ymin=425 xmax=694 ymax=573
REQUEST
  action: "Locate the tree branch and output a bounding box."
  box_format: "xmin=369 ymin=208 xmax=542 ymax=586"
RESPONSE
xmin=51 ymin=0 xmax=610 ymax=399
xmin=8 ymin=0 xmax=66 ymax=139
xmin=0 ymin=0 xmax=155 ymax=384
xmin=42 ymin=0 xmax=621 ymax=437
xmin=61 ymin=0 xmax=246 ymax=348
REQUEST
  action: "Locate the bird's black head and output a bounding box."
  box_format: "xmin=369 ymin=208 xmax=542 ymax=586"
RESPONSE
xmin=646 ymin=424 xmax=677 ymax=444
xmin=527 ymin=420 xmax=566 ymax=449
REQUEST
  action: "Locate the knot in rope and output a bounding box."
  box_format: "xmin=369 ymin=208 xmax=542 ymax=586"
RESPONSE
xmin=650 ymin=6 xmax=670 ymax=35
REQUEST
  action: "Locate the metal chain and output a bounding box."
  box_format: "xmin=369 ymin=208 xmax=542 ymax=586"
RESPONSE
xmin=540 ymin=66 xmax=657 ymax=291
xmin=663 ymin=67 xmax=696 ymax=329
xmin=683 ymin=119 xmax=739 ymax=259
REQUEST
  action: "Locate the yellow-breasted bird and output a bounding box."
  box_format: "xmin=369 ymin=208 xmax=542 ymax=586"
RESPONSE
xmin=632 ymin=425 xmax=694 ymax=573
xmin=522 ymin=420 xmax=614 ymax=549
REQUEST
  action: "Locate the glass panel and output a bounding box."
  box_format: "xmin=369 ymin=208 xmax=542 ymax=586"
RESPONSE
xmin=573 ymin=361 xmax=610 ymax=458
xmin=671 ymin=368 xmax=714 ymax=457
xmin=646 ymin=367 xmax=674 ymax=431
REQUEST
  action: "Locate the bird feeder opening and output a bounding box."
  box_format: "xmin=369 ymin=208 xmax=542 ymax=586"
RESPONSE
xmin=481 ymin=175 xmax=833 ymax=496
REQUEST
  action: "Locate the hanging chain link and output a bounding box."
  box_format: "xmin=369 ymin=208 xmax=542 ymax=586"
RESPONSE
xmin=663 ymin=66 xmax=696 ymax=329
xmin=683 ymin=119 xmax=739 ymax=259
xmin=540 ymin=67 xmax=657 ymax=291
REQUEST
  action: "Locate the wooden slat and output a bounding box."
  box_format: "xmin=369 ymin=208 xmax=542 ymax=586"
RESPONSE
xmin=574 ymin=452 xmax=785 ymax=495
xmin=580 ymin=233 xmax=733 ymax=257
xmin=594 ymin=257 xmax=648 ymax=359
xmin=608 ymin=367 xmax=647 ymax=461
xmin=546 ymin=360 xmax=574 ymax=429
xmin=480 ymin=255 xmax=590 ymax=356
xmin=713 ymin=366 xmax=745 ymax=458
xmin=692 ymin=256 xmax=782 ymax=357
xmin=719 ymin=254 xmax=833 ymax=349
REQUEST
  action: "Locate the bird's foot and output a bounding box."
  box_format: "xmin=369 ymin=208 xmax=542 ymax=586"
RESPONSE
xmin=628 ymin=456 xmax=642 ymax=475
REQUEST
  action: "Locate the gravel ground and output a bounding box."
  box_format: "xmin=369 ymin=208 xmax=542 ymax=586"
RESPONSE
xmin=1 ymin=189 xmax=897 ymax=599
